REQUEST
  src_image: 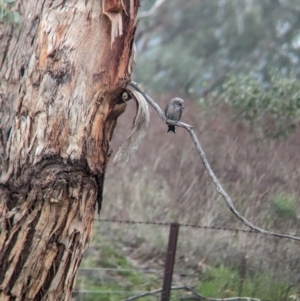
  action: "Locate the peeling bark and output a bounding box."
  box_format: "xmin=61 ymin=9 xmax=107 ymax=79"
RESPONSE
xmin=0 ymin=0 xmax=139 ymax=300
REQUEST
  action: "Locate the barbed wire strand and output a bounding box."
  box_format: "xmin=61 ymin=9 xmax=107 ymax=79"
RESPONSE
xmin=126 ymin=81 xmax=300 ymax=242
xmin=78 ymin=267 xmax=195 ymax=277
xmin=95 ymin=218 xmax=299 ymax=237
xmin=79 ymin=267 xmax=160 ymax=273
xmin=73 ymin=290 xmax=147 ymax=294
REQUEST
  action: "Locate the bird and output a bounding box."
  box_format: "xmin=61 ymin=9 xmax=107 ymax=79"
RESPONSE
xmin=164 ymin=98 xmax=185 ymax=134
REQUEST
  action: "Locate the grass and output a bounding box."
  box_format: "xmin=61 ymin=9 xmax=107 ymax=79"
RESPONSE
xmin=75 ymin=239 xmax=297 ymax=301
xmin=75 ymin=240 xmax=161 ymax=301
xmin=195 ymin=266 xmax=296 ymax=299
xmin=273 ymin=193 xmax=297 ymax=220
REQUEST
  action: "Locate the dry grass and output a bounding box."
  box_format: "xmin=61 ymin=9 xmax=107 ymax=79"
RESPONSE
xmin=96 ymin=94 xmax=300 ymax=282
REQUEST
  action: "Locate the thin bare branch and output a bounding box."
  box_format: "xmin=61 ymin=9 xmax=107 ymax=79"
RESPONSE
xmin=126 ymin=81 xmax=300 ymax=242
xmin=138 ymin=0 xmax=166 ymax=18
xmin=121 ymin=285 xmax=261 ymax=301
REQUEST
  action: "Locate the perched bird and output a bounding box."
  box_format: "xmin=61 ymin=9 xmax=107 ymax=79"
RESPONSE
xmin=165 ymin=98 xmax=185 ymax=134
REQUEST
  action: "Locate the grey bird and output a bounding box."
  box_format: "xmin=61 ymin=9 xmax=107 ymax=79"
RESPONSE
xmin=165 ymin=98 xmax=185 ymax=134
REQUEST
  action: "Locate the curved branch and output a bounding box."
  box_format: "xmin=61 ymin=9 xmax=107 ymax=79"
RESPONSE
xmin=121 ymin=285 xmax=261 ymax=301
xmin=126 ymin=81 xmax=300 ymax=242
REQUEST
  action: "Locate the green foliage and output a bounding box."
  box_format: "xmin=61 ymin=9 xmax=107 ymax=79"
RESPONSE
xmin=76 ymin=242 xmax=160 ymax=301
xmin=273 ymin=193 xmax=297 ymax=220
xmin=97 ymin=244 xmax=130 ymax=268
xmin=135 ymin=0 xmax=300 ymax=95
xmin=221 ymin=71 xmax=300 ymax=138
xmin=77 ymin=249 xmax=297 ymax=301
xmin=78 ymin=226 xmax=297 ymax=301
xmin=0 ymin=0 xmax=20 ymax=24
xmin=196 ymin=265 xmax=296 ymax=299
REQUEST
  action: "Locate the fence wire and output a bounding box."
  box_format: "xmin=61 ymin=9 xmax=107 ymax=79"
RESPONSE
xmin=95 ymin=218 xmax=299 ymax=236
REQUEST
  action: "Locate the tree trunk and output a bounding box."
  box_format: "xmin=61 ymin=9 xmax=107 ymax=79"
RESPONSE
xmin=0 ymin=0 xmax=138 ymax=300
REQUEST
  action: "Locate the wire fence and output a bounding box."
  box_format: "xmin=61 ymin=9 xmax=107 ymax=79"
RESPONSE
xmin=95 ymin=218 xmax=300 ymax=236
xmin=73 ymin=218 xmax=300 ymax=301
xmin=96 ymin=218 xmax=257 ymax=232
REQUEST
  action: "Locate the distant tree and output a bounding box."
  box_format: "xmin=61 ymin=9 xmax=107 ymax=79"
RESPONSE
xmin=135 ymin=0 xmax=300 ymax=95
xmin=0 ymin=0 xmax=138 ymax=300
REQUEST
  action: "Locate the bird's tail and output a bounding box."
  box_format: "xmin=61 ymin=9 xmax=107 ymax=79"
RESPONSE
xmin=167 ymin=125 xmax=175 ymax=134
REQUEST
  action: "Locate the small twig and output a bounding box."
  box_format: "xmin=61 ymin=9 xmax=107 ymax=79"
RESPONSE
xmin=126 ymin=81 xmax=300 ymax=242
xmin=120 ymin=285 xmax=261 ymax=301
xmin=121 ymin=287 xmax=163 ymax=301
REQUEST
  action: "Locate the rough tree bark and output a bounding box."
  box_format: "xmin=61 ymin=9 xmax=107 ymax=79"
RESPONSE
xmin=0 ymin=0 xmax=138 ymax=300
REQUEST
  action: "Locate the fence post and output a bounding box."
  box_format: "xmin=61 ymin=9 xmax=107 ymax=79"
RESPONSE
xmin=161 ymin=222 xmax=180 ymax=301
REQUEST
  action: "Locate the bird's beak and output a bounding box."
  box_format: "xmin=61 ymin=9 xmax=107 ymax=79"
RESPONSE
xmin=181 ymin=105 xmax=185 ymax=110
